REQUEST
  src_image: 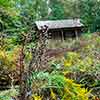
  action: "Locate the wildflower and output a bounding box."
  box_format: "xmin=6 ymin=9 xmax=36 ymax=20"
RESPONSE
xmin=33 ymin=95 xmax=42 ymax=100
xmin=64 ymin=60 xmax=72 ymax=67
xmin=50 ymin=88 xmax=56 ymax=100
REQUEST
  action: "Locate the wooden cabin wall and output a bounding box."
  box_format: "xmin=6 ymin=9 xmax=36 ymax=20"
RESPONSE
xmin=64 ymin=28 xmax=84 ymax=39
xmin=48 ymin=30 xmax=63 ymax=40
xmin=48 ymin=28 xmax=83 ymax=40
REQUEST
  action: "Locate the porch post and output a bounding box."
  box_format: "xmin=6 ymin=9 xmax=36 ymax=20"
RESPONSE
xmin=75 ymin=28 xmax=79 ymax=41
xmin=61 ymin=30 xmax=64 ymax=42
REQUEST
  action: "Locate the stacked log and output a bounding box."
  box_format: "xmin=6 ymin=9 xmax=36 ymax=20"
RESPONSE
xmin=0 ymin=74 xmax=11 ymax=90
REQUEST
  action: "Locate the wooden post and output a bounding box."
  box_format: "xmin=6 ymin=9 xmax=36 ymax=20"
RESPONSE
xmin=61 ymin=30 xmax=64 ymax=42
xmin=75 ymin=28 xmax=79 ymax=41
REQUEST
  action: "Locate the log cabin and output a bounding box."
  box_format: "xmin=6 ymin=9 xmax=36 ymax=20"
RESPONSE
xmin=34 ymin=19 xmax=84 ymax=41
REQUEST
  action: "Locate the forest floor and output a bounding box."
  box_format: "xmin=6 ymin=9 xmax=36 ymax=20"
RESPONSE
xmin=0 ymin=33 xmax=100 ymax=100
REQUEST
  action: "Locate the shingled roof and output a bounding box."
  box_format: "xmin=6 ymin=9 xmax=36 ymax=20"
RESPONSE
xmin=35 ymin=19 xmax=84 ymax=30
